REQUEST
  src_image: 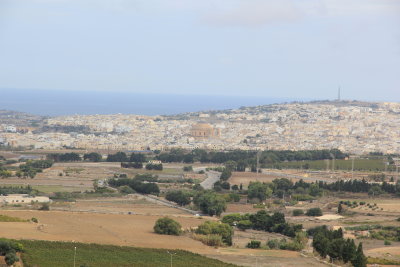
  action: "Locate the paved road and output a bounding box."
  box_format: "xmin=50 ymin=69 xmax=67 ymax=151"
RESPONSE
xmin=200 ymin=171 xmax=221 ymax=190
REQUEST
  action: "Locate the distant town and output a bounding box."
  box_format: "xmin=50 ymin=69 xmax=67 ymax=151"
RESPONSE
xmin=1 ymin=100 xmax=400 ymax=154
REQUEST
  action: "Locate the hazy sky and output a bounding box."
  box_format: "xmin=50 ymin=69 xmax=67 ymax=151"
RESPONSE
xmin=0 ymin=0 xmax=399 ymax=101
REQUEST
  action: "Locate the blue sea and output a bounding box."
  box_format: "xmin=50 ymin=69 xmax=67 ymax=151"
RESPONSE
xmin=0 ymin=88 xmax=299 ymax=116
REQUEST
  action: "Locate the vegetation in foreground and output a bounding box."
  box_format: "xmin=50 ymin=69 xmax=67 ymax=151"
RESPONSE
xmin=19 ymin=240 xmax=238 ymax=267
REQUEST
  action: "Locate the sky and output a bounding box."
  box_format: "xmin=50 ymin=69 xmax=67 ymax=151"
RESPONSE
xmin=0 ymin=0 xmax=399 ymax=102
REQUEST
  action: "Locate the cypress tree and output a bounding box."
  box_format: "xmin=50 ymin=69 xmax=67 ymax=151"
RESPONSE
xmin=338 ymin=203 xmax=343 ymax=214
xmin=351 ymin=243 xmax=367 ymax=267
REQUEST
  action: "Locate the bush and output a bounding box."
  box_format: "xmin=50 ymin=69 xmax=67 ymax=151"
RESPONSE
xmin=118 ymin=185 xmax=135 ymax=194
xmin=221 ymin=213 xmax=243 ymax=226
xmin=183 ymin=166 xmax=193 ymax=172
xmin=39 ymin=203 xmax=50 ymax=211
xmin=267 ymin=239 xmax=280 ymax=249
xmin=196 ymin=221 xmax=233 ymax=246
xmin=384 ymin=240 xmax=392 ymax=246
xmin=246 ymin=240 xmax=261 ymax=249
xmin=292 ymin=209 xmax=304 ymax=216
xmin=153 ymin=217 xmax=182 ymax=236
xmin=31 ymin=217 xmax=38 ymax=223
xmin=237 ymin=220 xmax=252 ymax=231
xmin=5 ymin=252 xmax=19 ymax=265
xmin=305 ymin=208 xmax=322 ymax=216
xmin=192 ymin=234 xmax=223 ymax=247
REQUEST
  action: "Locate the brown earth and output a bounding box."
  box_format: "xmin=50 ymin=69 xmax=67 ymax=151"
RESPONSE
xmin=0 ymin=210 xmax=215 ymax=253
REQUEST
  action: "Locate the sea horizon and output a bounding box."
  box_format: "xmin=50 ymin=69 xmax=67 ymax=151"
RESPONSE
xmin=0 ymin=88 xmax=303 ymax=117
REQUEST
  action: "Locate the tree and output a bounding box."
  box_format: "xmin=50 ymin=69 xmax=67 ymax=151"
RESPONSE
xmin=312 ymin=232 xmax=329 ymax=258
xmin=193 ymin=191 xmax=226 ymax=216
xmin=247 ymin=181 xmax=272 ymax=202
xmin=165 ymin=190 xmax=191 ymax=206
xmin=83 ymin=152 xmax=102 ymax=162
xmin=351 ymin=243 xmax=367 ymax=267
xmin=153 ymin=217 xmax=181 ymax=236
xmin=342 ymin=239 xmax=356 ymax=263
xmin=338 ymin=203 xmax=343 ymax=214
xmin=130 ymin=153 xmax=146 ymax=163
xmin=328 ymin=238 xmax=345 ymax=261
xmin=107 ymin=152 xmax=128 ymax=162
xmin=5 ymin=252 xmax=19 ymax=266
xmin=220 ymin=169 xmax=232 ymax=181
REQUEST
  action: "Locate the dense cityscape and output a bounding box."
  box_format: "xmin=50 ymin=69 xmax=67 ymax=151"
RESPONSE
xmin=1 ymin=100 xmax=400 ymax=154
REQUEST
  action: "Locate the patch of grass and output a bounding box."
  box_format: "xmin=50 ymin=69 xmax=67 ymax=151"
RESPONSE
xmin=0 ymin=214 xmax=28 ymax=222
xmin=342 ymin=221 xmax=382 ymax=225
xmin=32 ymin=185 xmax=85 ymax=193
xmin=20 ymin=240 xmax=238 ymax=267
xmin=264 ymin=159 xmax=393 ymax=171
xmin=367 ymin=257 xmax=400 ymax=265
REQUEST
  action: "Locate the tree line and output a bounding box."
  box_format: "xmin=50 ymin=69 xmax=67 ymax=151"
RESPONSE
xmin=155 ymin=148 xmax=348 ymax=166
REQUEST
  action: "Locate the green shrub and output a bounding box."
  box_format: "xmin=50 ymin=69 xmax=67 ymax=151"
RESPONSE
xmin=192 ymin=234 xmax=223 ymax=247
xmin=196 ymin=221 xmax=233 ymax=246
xmin=237 ymin=220 xmax=252 ymax=231
xmin=292 ymin=209 xmax=304 ymax=216
xmin=267 ymin=239 xmax=280 ymax=249
xmin=246 ymin=240 xmax=261 ymax=249
xmin=5 ymin=252 xmax=19 ymax=265
xmin=221 ymin=214 xmax=243 ymax=226
xmin=305 ymin=208 xmax=322 ymax=216
xmin=31 ymin=217 xmax=38 ymax=223
xmin=153 ymin=217 xmax=182 ymax=236
xmin=39 ymin=203 xmax=50 ymax=211
xmin=384 ymin=240 xmax=392 ymax=246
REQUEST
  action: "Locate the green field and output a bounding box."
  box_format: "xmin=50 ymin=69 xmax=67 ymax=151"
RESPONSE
xmin=0 ymin=214 xmax=28 ymax=222
xmin=264 ymin=159 xmax=394 ymax=172
xmin=20 ymin=240 xmax=238 ymax=267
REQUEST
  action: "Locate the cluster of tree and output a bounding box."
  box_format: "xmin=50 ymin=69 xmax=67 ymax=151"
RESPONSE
xmin=165 ymin=190 xmax=191 ymax=206
xmin=195 ymin=221 xmax=233 ymax=246
xmin=266 ymin=232 xmax=308 ymax=251
xmin=108 ymin=178 xmax=159 ymax=195
xmin=47 ymin=152 xmax=81 ymax=162
xmin=193 ymin=190 xmax=227 ymax=216
xmin=222 ymin=211 xmax=303 ymax=238
xmin=220 ymin=168 xmax=232 ymax=180
xmin=0 ymin=185 xmax=35 ymax=195
xmin=106 ymin=152 xmax=147 ymax=163
xmin=106 ymin=152 xmax=128 ymax=162
xmin=155 ymin=148 xmax=347 ymax=166
xmin=0 ymin=240 xmax=23 ymax=266
xmin=310 ymin=226 xmax=366 ymax=267
xmin=16 ymin=160 xmax=54 ymax=178
xmin=245 ymin=178 xmax=323 ymax=202
xmin=213 ymin=180 xmax=231 ymax=191
xmin=145 ymin=163 xmax=163 ymax=171
xmin=318 ymin=179 xmax=400 ymax=196
xmin=83 ymin=152 xmax=102 ymax=162
xmin=134 ymin=174 xmax=158 ymax=182
xmin=153 ymin=217 xmax=182 ymax=236
xmin=121 ymin=162 xmax=143 ymax=169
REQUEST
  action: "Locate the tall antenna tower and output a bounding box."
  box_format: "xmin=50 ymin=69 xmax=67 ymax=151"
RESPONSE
xmin=338 ymin=86 xmax=341 ymax=101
